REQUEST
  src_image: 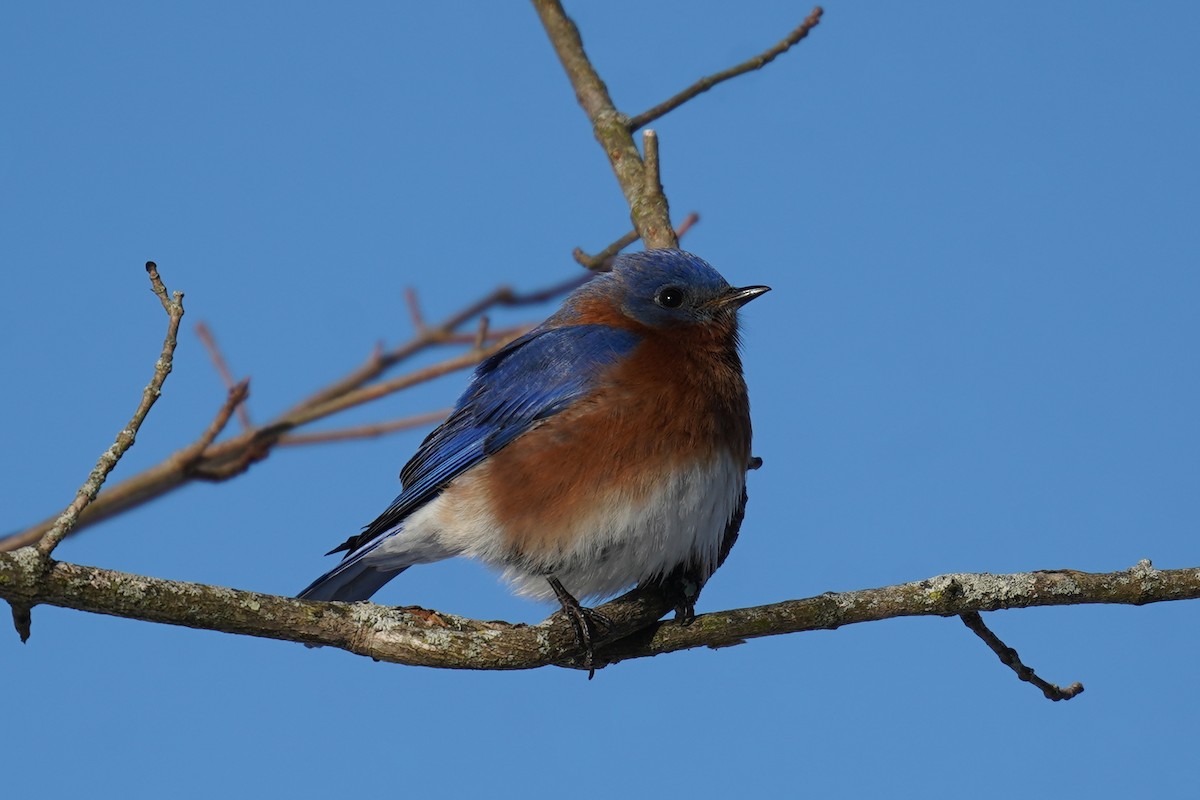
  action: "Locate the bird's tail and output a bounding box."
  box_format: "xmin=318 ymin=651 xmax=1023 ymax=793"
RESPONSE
xmin=297 ymin=523 xmax=456 ymax=602
xmin=297 ymin=557 xmax=407 ymax=602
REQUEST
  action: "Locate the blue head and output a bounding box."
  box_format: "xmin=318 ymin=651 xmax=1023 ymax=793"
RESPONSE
xmin=567 ymin=249 xmax=769 ymax=330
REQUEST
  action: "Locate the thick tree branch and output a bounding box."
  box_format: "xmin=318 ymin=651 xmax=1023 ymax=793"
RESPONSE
xmin=592 ymin=561 xmax=1200 ymax=668
xmin=1 ymin=551 xmax=1193 ymax=676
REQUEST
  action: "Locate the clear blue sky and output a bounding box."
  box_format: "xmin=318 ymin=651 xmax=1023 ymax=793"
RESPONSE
xmin=3 ymin=2 xmax=1198 ymax=797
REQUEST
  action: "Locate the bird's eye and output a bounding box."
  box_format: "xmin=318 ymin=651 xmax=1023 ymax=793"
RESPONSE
xmin=655 ymin=286 xmax=685 ymax=308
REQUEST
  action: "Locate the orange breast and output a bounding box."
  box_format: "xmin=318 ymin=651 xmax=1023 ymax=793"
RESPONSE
xmin=481 ymin=324 xmax=751 ymax=558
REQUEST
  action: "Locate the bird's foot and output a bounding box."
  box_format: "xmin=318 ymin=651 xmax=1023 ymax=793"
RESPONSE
xmin=547 ymin=576 xmax=611 ymax=679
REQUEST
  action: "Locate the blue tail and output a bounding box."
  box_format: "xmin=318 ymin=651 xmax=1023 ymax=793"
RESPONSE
xmin=297 ymin=554 xmax=408 ymax=602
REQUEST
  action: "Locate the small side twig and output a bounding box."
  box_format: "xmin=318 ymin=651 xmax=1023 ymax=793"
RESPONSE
xmin=642 ymin=129 xmax=665 ymax=206
xmin=960 ymin=611 xmax=1085 ymax=701
xmin=195 ymin=322 xmax=252 ymax=431
xmin=404 ymin=287 xmax=427 ymax=332
xmin=279 ymin=337 xmax=521 ymax=431
xmin=627 ymin=7 xmax=825 ymax=131
xmin=573 ymin=229 xmax=640 ymax=270
xmin=172 ymin=380 xmax=251 ymax=467
xmin=674 ymin=211 xmax=700 ymax=240
xmin=33 ymin=262 xmax=185 ymax=561
xmin=10 ymin=602 xmax=32 ymax=643
xmin=573 ymin=212 xmax=701 ymax=270
xmin=277 ymin=409 xmax=450 ymax=446
xmin=288 ymin=276 xmax=585 ymax=416
xmin=473 ymin=316 xmax=490 ymax=350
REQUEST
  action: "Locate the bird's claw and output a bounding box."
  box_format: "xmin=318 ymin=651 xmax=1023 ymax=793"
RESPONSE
xmin=548 ymin=576 xmax=611 ymax=679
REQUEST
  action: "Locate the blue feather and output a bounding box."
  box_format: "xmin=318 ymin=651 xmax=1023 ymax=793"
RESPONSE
xmin=330 ymin=323 xmax=641 ymax=558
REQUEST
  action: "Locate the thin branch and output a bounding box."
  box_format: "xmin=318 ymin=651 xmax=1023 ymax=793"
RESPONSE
xmin=473 ymin=316 xmax=489 ymax=350
xmin=195 ymin=321 xmax=253 ymax=431
xmin=35 ymin=262 xmax=185 ymax=559
xmin=12 ymin=339 xmax=513 ymax=533
xmin=674 ymin=211 xmax=701 ymax=239
xmin=573 ymin=212 xmax=701 ymax=270
xmin=960 ymin=611 xmax=1085 ymax=701
xmin=574 ymin=230 xmax=640 ymax=270
xmin=531 ymin=0 xmax=677 ymax=248
xmin=2 ymin=272 xmax=586 ymax=552
xmin=1 ymin=554 xmax=1195 ymax=685
xmin=403 ymin=287 xmax=427 ymax=332
xmin=627 ymin=7 xmax=825 ymax=131
xmin=285 ymin=275 xmax=586 ymax=417
xmin=642 ymin=129 xmax=663 ymax=205
xmin=174 ymin=380 xmax=251 ymax=463
xmin=275 ymin=338 xmax=520 ymax=432
xmin=277 ymin=409 xmax=450 ymax=447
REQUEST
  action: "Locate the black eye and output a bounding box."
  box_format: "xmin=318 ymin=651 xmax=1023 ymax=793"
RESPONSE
xmin=655 ymin=286 xmax=685 ymax=308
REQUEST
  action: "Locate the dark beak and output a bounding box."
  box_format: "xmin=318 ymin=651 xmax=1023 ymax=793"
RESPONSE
xmin=716 ymin=284 xmax=771 ymax=309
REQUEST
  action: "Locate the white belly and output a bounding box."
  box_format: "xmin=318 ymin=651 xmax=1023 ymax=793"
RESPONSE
xmin=361 ymin=451 xmax=747 ymax=603
xmin=490 ymin=453 xmax=746 ymax=601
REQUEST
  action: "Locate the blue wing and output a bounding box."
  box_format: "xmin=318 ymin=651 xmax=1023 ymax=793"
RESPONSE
xmin=326 ymin=323 xmax=641 ymax=558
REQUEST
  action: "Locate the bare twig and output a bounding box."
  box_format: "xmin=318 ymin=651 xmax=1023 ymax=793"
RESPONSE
xmin=278 ymin=409 xmax=450 ymax=446
xmin=194 ymin=322 xmax=252 ymax=431
xmin=642 ymin=129 xmax=663 ymax=204
xmin=574 ymin=230 xmax=640 ymax=270
xmin=573 ymin=212 xmax=701 ymax=270
xmin=175 ymin=381 xmax=251 ymax=463
xmin=34 ymin=262 xmax=185 ymax=559
xmin=2 ymin=272 xmax=584 ymax=552
xmin=286 ymin=275 xmax=586 ymax=417
xmin=627 ymin=7 xmax=825 ymax=131
xmin=960 ymin=611 xmax=1085 ymax=701
xmin=403 ymin=287 xmax=427 ymax=332
xmin=674 ymin=211 xmax=701 ymax=239
xmin=10 ymin=601 xmax=32 ymax=643
xmin=473 ymin=316 xmax=490 ymax=350
xmin=531 ymin=0 xmax=677 ymax=248
xmin=1 ymin=339 xmax=515 ymax=548
xmin=277 ymin=336 xmax=521 ymax=431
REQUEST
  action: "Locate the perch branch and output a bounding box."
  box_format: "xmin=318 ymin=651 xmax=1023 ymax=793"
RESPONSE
xmin=1 ymin=553 xmax=1194 ymax=685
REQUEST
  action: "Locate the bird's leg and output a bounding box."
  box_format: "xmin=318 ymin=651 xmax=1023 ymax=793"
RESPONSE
xmin=672 ymin=575 xmax=699 ymax=623
xmin=547 ymin=576 xmax=611 ymax=679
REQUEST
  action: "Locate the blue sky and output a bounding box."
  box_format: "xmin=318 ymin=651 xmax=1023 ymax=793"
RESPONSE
xmin=3 ymin=2 xmax=1198 ymax=797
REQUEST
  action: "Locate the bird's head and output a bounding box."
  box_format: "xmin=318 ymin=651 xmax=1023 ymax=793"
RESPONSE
xmin=573 ymin=249 xmax=769 ymax=331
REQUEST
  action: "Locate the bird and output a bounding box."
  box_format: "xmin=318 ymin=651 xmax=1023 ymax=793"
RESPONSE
xmin=299 ymin=248 xmax=768 ymax=672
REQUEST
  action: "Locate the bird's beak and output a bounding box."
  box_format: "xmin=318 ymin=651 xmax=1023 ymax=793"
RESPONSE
xmin=714 ymin=284 xmax=771 ymax=309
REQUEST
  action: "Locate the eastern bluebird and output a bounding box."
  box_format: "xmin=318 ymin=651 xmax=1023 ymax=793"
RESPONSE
xmin=299 ymin=249 xmax=767 ymax=670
